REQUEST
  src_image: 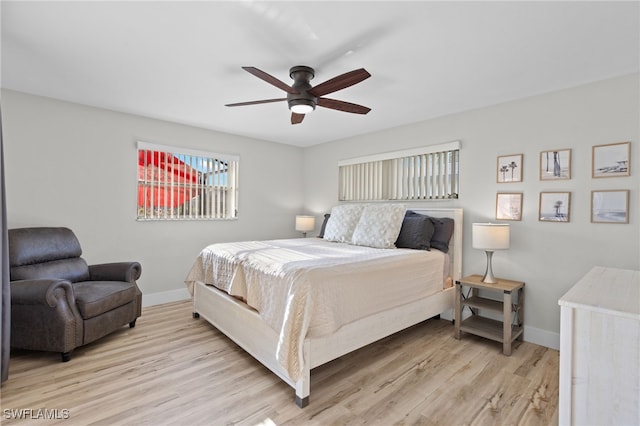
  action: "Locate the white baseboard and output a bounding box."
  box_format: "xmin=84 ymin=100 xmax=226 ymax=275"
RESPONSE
xmin=523 ymin=325 xmax=560 ymax=350
xmin=142 ymin=288 xmax=191 ymax=308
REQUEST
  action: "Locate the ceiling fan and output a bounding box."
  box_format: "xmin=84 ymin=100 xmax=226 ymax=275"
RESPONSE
xmin=225 ymin=66 xmax=371 ymax=124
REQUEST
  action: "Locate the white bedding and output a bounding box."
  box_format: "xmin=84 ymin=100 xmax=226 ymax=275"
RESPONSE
xmin=184 ymin=238 xmax=447 ymax=381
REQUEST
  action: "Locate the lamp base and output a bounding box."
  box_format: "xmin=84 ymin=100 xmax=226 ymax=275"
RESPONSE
xmin=482 ymin=250 xmax=497 ymax=284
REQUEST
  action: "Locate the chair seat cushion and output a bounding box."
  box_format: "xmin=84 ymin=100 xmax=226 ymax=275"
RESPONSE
xmin=72 ymin=281 xmax=137 ymax=319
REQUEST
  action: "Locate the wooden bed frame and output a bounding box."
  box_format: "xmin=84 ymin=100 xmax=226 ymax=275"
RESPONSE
xmin=191 ymin=207 xmax=463 ymax=407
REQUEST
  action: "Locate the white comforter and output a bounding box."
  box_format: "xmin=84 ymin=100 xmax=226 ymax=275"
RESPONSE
xmin=184 ymin=238 xmax=446 ymax=381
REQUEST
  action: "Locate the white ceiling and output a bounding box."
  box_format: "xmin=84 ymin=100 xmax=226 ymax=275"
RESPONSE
xmin=2 ymin=1 xmax=639 ymax=147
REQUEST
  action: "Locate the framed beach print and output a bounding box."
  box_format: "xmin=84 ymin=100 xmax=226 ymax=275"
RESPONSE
xmin=497 ymin=154 xmax=523 ymax=183
xmin=591 ymin=190 xmax=629 ymax=224
xmin=496 ymin=193 xmax=523 ymax=221
xmin=540 ymin=149 xmax=571 ymax=180
xmin=539 ymin=192 xmax=571 ymax=222
xmin=592 ymin=141 xmax=630 ymax=178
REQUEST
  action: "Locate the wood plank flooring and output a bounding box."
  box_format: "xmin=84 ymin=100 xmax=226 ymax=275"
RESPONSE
xmin=1 ymin=301 xmax=559 ymax=425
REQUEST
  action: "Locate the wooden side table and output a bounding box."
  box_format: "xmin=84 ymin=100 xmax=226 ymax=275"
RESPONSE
xmin=454 ymin=274 xmax=525 ymax=355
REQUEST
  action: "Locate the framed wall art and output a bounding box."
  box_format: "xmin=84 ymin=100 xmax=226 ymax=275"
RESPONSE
xmin=591 ymin=190 xmax=629 ymax=224
xmin=539 ymin=192 xmax=571 ymax=222
xmin=496 ymin=192 xmax=523 ymax=221
xmin=540 ymin=149 xmax=571 ymax=180
xmin=497 ymin=154 xmax=523 ymax=183
xmin=592 ymin=141 xmax=630 ymax=178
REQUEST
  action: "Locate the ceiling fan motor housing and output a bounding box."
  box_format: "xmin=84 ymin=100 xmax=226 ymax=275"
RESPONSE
xmin=288 ymin=66 xmax=317 ymax=112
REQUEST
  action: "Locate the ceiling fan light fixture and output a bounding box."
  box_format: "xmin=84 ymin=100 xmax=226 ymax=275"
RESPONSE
xmin=226 ymin=65 xmax=371 ymax=124
xmin=289 ymin=99 xmax=315 ymax=114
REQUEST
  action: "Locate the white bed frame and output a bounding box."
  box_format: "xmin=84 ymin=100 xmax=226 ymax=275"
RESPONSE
xmin=191 ymin=208 xmax=463 ymax=407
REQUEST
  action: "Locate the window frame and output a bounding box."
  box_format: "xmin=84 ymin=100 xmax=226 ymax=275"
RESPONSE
xmin=338 ymin=141 xmax=460 ymax=202
xmin=136 ymin=141 xmax=239 ymax=221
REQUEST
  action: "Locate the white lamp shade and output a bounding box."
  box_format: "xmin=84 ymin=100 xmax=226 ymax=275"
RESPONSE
xmin=295 ymin=215 xmax=315 ymax=232
xmin=472 ymin=223 xmax=510 ymax=250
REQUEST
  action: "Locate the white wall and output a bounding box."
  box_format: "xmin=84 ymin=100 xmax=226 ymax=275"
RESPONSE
xmin=3 ymin=74 xmax=638 ymax=348
xmin=2 ymin=90 xmax=304 ymax=304
xmin=303 ymin=74 xmax=640 ymax=348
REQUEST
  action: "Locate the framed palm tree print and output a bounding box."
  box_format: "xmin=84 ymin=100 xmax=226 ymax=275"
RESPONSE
xmin=497 ymin=154 xmax=523 ymax=183
xmin=540 ymin=149 xmax=571 ymax=180
xmin=539 ymin=191 xmax=571 ymax=222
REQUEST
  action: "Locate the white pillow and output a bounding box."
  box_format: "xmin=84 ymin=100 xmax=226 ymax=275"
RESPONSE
xmin=322 ymin=204 xmax=365 ymax=243
xmin=351 ymin=204 xmax=406 ymax=249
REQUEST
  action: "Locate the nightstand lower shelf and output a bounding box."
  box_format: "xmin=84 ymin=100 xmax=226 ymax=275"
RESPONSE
xmin=460 ymin=316 xmax=523 ymax=343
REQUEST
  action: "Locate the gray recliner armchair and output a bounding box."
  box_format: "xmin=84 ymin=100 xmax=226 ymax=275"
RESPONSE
xmin=8 ymin=227 xmax=142 ymax=362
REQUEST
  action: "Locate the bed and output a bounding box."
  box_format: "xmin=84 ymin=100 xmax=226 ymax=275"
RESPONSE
xmin=185 ymin=206 xmax=463 ymax=407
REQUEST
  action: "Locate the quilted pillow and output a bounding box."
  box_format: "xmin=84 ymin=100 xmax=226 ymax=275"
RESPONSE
xmin=323 ymin=204 xmax=365 ymax=243
xmin=351 ymin=204 xmax=406 ymax=249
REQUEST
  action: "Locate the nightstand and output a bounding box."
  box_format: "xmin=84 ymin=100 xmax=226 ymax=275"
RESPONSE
xmin=454 ymin=274 xmax=525 ymax=355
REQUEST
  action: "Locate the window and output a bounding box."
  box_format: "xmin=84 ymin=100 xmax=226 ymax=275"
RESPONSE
xmin=339 ymin=141 xmax=460 ymax=201
xmin=137 ymin=141 xmax=239 ymax=220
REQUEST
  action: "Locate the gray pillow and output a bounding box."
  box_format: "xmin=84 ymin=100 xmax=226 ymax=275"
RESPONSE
xmin=318 ymin=213 xmax=330 ymax=238
xmin=395 ymin=215 xmax=435 ymax=250
xmin=404 ymin=210 xmax=455 ymax=253
xmin=428 ymin=217 xmax=454 ymax=253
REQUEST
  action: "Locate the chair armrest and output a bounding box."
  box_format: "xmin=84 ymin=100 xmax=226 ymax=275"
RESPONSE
xmin=11 ymin=279 xmax=75 ymax=308
xmin=89 ymin=262 xmax=142 ymax=283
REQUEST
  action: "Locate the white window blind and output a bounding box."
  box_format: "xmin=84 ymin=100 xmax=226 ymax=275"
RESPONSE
xmin=339 ymin=141 xmax=460 ymax=201
xmin=137 ymin=141 xmax=239 ymax=220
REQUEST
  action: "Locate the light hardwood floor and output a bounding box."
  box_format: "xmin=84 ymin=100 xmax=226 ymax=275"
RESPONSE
xmin=1 ymin=301 xmax=559 ymax=425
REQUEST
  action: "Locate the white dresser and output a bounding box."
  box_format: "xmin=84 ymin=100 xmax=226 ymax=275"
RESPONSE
xmin=558 ymin=266 xmax=640 ymax=425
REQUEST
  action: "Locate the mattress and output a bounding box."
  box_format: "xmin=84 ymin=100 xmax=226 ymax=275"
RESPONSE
xmin=185 ymin=238 xmax=447 ymax=380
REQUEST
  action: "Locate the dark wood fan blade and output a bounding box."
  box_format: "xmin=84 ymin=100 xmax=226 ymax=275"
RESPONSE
xmin=291 ymin=112 xmax=305 ymax=124
xmin=317 ymin=98 xmax=371 ymax=114
xmin=225 ymin=98 xmax=287 ymax=107
xmin=242 ymin=67 xmax=299 ymax=94
xmin=308 ymin=68 xmax=371 ymax=97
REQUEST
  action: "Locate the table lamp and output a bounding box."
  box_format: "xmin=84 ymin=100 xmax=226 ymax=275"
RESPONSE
xmin=295 ymin=215 xmax=315 ymax=238
xmin=472 ymin=223 xmax=510 ymax=284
